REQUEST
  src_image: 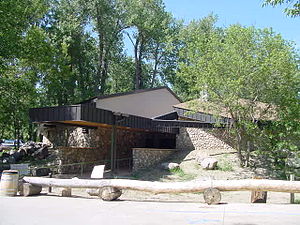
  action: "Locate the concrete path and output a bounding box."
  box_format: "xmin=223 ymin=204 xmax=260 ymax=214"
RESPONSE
xmin=1 ymin=196 xmax=300 ymax=225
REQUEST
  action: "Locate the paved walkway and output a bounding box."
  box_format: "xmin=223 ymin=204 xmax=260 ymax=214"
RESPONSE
xmin=1 ymin=196 xmax=300 ymax=225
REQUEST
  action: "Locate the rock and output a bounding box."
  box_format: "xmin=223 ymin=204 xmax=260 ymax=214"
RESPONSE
xmin=9 ymin=149 xmax=16 ymax=155
xmin=11 ymin=151 xmax=23 ymax=162
xmin=200 ymin=157 xmax=218 ymax=170
xmin=3 ymin=156 xmax=16 ymax=164
xmin=99 ymin=187 xmax=122 ymax=201
xmin=32 ymin=168 xmax=51 ymax=177
xmin=31 ymin=146 xmax=49 ymax=159
xmin=161 ymin=162 xmax=180 ymax=170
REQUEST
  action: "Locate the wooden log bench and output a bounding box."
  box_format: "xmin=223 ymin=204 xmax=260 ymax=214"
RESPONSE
xmin=23 ymin=177 xmax=300 ymax=204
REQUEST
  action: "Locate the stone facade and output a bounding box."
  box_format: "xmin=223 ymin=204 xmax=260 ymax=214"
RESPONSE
xmin=42 ymin=126 xmax=108 ymax=173
xmin=41 ymin=125 xmax=176 ymax=173
xmin=176 ymin=127 xmax=236 ymax=156
xmin=132 ymin=148 xmax=177 ymax=172
xmin=41 ymin=124 xmax=238 ymax=173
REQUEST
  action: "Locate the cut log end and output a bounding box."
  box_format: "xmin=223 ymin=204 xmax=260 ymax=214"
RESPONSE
xmin=22 ymin=183 xmax=42 ymax=197
xmin=251 ymin=191 xmax=267 ymax=203
xmin=61 ymin=188 xmax=72 ymax=197
xmin=99 ymin=187 xmax=122 ymax=201
xmin=203 ymin=188 xmax=221 ymax=205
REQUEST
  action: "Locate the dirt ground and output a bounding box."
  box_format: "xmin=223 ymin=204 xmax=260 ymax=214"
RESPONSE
xmin=47 ymin=158 xmax=298 ymax=204
xmin=39 ymin=149 xmax=299 ymax=204
xmin=50 ymin=187 xmax=296 ymax=204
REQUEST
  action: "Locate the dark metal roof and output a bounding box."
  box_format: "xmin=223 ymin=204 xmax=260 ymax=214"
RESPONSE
xmin=152 ymin=119 xmax=222 ymax=128
xmin=173 ymin=107 xmax=231 ymax=124
xmin=77 ymin=86 xmax=182 ymax=104
xmin=152 ymin=111 xmax=178 ymax=120
xmin=29 ymin=102 xmax=225 ymax=135
xmin=29 ymin=103 xmax=179 ymax=134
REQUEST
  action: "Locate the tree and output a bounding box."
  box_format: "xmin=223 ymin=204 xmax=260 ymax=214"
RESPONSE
xmin=121 ymin=0 xmax=174 ymax=89
xmin=173 ymin=15 xmax=220 ymax=100
xmin=176 ymin=21 xmax=300 ymax=165
xmin=38 ymin=0 xmax=98 ymax=105
xmin=263 ymin=0 xmax=300 ymax=17
xmin=0 ymin=0 xmax=49 ymax=140
xmin=80 ymin=0 xmax=126 ymax=95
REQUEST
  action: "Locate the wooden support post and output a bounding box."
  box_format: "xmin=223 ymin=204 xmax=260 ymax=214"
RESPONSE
xmin=80 ymin=164 xmax=84 ymax=176
xmin=290 ymin=174 xmax=295 ymax=204
xmin=203 ymin=188 xmax=221 ymax=205
xmin=251 ymin=176 xmax=267 ymax=203
xmin=61 ymin=188 xmax=72 ymax=197
xmin=110 ymin=117 xmax=117 ymax=173
xmin=23 ymin=183 xmax=42 ymax=197
xmin=48 ymin=173 xmax=52 ymax=193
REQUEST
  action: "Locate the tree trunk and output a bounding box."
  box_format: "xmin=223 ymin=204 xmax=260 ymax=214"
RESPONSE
xmin=134 ymin=35 xmax=144 ymax=90
xmin=23 ymin=177 xmax=300 ymax=194
xmin=150 ymin=44 xmax=160 ymax=88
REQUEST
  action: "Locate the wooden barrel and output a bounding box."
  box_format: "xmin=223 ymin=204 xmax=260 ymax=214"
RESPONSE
xmin=0 ymin=170 xmax=19 ymax=196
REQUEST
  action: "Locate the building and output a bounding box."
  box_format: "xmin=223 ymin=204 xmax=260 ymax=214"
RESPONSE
xmin=29 ymin=87 xmax=237 ymax=173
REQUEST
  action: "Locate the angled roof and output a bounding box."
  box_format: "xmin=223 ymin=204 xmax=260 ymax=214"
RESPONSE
xmin=95 ymin=87 xmax=181 ymax=118
xmin=174 ymin=99 xmax=277 ymax=121
xmin=79 ymin=86 xmax=182 ymax=104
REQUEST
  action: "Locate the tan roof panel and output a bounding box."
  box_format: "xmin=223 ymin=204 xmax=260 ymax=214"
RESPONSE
xmin=174 ymin=99 xmax=277 ymax=121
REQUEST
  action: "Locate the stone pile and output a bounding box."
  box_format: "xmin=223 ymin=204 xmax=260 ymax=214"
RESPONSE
xmin=1 ymin=142 xmax=50 ymax=164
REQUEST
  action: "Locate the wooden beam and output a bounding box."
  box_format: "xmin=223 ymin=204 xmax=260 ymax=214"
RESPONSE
xmin=23 ymin=177 xmax=300 ymax=194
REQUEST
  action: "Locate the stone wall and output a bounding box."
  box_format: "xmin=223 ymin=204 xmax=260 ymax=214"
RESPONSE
xmin=41 ymin=125 xmax=175 ymax=173
xmin=176 ymin=127 xmax=236 ymax=156
xmin=132 ymin=148 xmax=177 ymax=172
xmin=42 ymin=126 xmax=110 ymax=173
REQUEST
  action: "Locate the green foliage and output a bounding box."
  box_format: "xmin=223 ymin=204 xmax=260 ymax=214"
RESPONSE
xmin=263 ymin=0 xmax=300 ymax=17
xmin=0 ymin=0 xmax=178 ymax=141
xmin=170 ymin=167 xmax=196 ymax=180
xmin=294 ymin=199 xmax=300 ymax=204
xmin=217 ymin=156 xmax=234 ymax=171
xmin=176 ymin=18 xmax=300 ymax=166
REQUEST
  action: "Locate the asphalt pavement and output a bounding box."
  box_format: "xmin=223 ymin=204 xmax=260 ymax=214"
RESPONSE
xmin=1 ymin=195 xmax=300 ymax=225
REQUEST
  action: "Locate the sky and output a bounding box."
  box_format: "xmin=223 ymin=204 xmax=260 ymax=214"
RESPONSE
xmin=163 ymin=0 xmax=300 ymax=49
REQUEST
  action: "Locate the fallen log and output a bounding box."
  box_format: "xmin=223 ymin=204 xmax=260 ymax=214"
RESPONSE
xmin=23 ymin=177 xmax=300 ymax=194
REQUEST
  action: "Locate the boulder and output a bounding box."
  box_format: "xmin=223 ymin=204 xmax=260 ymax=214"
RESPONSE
xmin=200 ymin=157 xmax=218 ymax=170
xmin=32 ymin=146 xmax=49 ymax=159
xmin=161 ymin=162 xmax=180 ymax=170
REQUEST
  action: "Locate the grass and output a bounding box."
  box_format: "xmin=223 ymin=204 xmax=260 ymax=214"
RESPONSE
xmin=217 ymin=161 xmax=234 ymax=171
xmin=0 ymin=150 xmax=9 ymax=157
xmin=294 ymin=199 xmax=300 ymax=204
xmin=216 ymin=155 xmax=234 ymax=172
xmin=170 ymin=167 xmax=196 ymax=181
